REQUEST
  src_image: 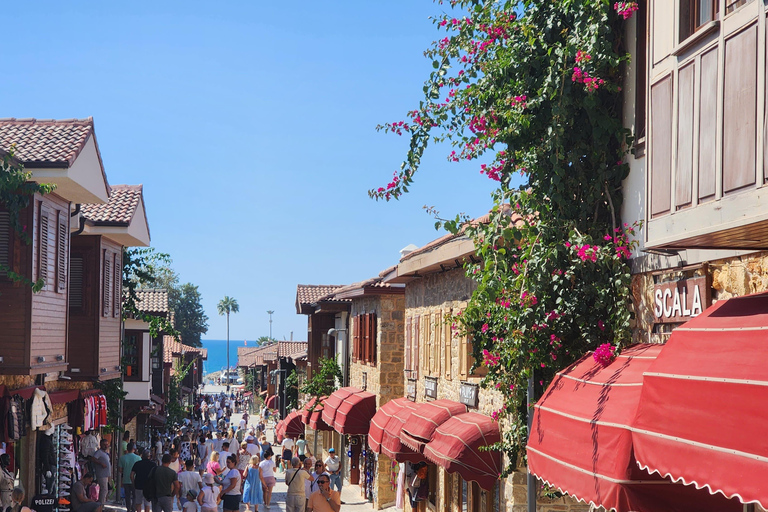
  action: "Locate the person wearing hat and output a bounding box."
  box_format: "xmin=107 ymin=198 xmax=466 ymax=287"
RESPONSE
xmin=323 ymin=449 xmax=342 ymax=494
xmin=196 ymin=473 xmax=220 ymax=512
xmin=245 ymin=436 xmax=259 ymax=457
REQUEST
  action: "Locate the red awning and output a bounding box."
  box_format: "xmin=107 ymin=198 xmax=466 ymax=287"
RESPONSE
xmin=243 ymin=391 xmax=253 ymax=397
xmin=48 ymin=390 xmax=81 ymax=405
xmin=400 ymin=399 xmax=467 ymax=453
xmin=277 ymin=410 xmax=304 ymax=443
xmin=332 ymin=389 xmax=376 ymax=435
xmin=321 ymin=387 xmax=358 ymax=428
xmin=265 ymin=395 xmax=277 ymax=409
xmin=528 ymin=344 xmax=738 ymax=512
xmin=81 ymin=389 xmax=103 ymax=398
xmin=301 ymin=397 xmax=333 ymax=431
xmin=423 ymin=412 xmax=501 ymax=490
xmin=380 ymin=399 xmax=423 ymax=463
xmin=368 ymin=398 xmax=406 ymax=453
xmin=633 ymin=291 xmax=768 ymax=509
xmin=6 ymin=385 xmax=45 ymax=400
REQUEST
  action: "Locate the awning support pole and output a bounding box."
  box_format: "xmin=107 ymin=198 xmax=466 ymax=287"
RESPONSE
xmin=527 ymin=375 xmax=536 ymax=512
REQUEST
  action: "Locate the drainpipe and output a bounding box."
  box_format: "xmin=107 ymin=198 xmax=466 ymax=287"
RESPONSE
xmin=71 ymin=215 xmax=86 ymax=237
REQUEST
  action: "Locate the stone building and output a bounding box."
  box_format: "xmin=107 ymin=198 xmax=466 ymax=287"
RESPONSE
xmin=333 ymin=274 xmax=405 ymax=508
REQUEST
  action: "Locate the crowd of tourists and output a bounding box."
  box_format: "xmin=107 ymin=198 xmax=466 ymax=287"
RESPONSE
xmin=105 ymin=393 xmax=342 ymax=512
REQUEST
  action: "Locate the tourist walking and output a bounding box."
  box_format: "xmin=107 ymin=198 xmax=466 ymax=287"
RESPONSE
xmin=150 ymin=454 xmax=180 ymax=512
xmin=306 ymin=474 xmax=340 ymax=512
xmin=178 ymin=459 xmax=203 ymax=512
xmin=241 ymin=456 xmax=264 ymax=512
xmin=258 ymin=450 xmax=276 ymax=508
xmin=219 ymin=455 xmax=242 ymax=512
xmin=91 ymin=439 xmax=111 ymax=505
xmin=196 ymin=474 xmax=220 ymax=512
xmin=284 ymin=457 xmax=313 ymax=512
xmin=324 ymin=449 xmax=342 ymax=493
xmin=237 ymin=442 xmax=251 ymax=472
xmin=130 ymin=449 xmax=156 ymax=512
xmin=118 ymin=443 xmax=140 ymax=512
xmin=206 ymin=452 xmax=223 ymax=477
xmin=280 ymin=435 xmax=295 ymax=472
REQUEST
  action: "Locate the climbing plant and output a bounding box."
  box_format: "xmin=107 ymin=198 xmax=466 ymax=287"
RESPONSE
xmin=375 ymin=0 xmax=641 ymax=469
xmin=0 ymin=149 xmax=56 ymax=291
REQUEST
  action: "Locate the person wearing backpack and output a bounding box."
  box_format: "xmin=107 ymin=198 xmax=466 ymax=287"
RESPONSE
xmin=284 ymin=457 xmax=313 ymax=512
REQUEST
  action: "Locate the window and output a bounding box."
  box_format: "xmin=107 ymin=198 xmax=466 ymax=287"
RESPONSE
xmin=353 ymin=313 xmax=377 ymax=365
xmin=69 ymin=256 xmax=84 ymax=311
xmin=680 ymin=0 xmax=719 ymax=41
xmin=38 ymin=206 xmax=50 ymax=287
xmin=460 ymin=332 xmax=487 ymax=380
xmin=0 ymin=211 xmax=10 ymax=277
xmin=405 ymin=315 xmax=421 ymax=379
xmin=113 ymin=251 xmax=121 ymax=317
xmin=634 ymin=0 xmax=647 ymax=150
xmin=726 ymin=0 xmax=753 ymax=13
xmin=56 ymin=213 xmax=66 ymax=292
xmin=103 ymin=250 xmax=112 ymax=317
xmin=124 ymin=331 xmax=141 ymax=381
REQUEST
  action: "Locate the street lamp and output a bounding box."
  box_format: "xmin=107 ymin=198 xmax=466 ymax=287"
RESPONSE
xmin=267 ymin=310 xmax=274 ymax=340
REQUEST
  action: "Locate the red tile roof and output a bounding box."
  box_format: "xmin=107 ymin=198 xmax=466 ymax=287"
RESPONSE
xmin=163 ymin=335 xmax=207 ymax=364
xmin=278 ymin=341 xmax=308 ymax=358
xmin=296 ymin=285 xmax=344 ymax=306
xmin=133 ymin=288 xmax=169 ymax=314
xmin=0 ymin=117 xmax=96 ymax=167
xmin=82 ymin=185 xmax=144 ymax=225
xmin=239 ymin=342 xmax=278 ymax=367
xmin=400 ymin=206 xmax=523 ymax=262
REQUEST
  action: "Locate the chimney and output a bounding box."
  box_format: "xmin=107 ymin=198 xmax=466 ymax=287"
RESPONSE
xmin=400 ymin=243 xmax=419 ymax=259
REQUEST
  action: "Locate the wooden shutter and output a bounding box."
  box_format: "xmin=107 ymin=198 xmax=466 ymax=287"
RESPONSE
xmin=444 ymin=309 xmax=452 ymax=379
xmin=38 ymin=208 xmax=50 ymax=286
xmin=113 ymin=252 xmax=121 ymax=317
xmin=369 ymin=313 xmax=377 ymax=365
xmin=414 ymin=315 xmax=420 ymax=379
xmin=405 ymin=316 xmax=412 ymax=375
xmin=352 ymin=314 xmax=360 ymax=362
xmin=56 ymin=214 xmax=67 ymax=291
xmin=103 ymin=252 xmax=111 ymax=317
xmin=69 ymin=256 xmax=84 ymax=310
xmin=0 ymin=211 xmax=10 ymax=277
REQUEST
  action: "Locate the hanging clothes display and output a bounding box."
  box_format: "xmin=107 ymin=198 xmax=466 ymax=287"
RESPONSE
xmin=30 ymin=390 xmax=53 ymax=431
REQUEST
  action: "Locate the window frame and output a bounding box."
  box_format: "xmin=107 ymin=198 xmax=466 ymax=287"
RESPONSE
xmin=679 ymin=0 xmax=720 ymax=42
xmin=102 ymin=249 xmax=112 ymax=317
xmin=0 ymin=210 xmax=12 ymax=278
xmin=38 ymin=203 xmax=51 ymax=289
xmin=124 ymin=330 xmax=142 ymax=381
xmin=56 ymin=212 xmax=67 ymax=292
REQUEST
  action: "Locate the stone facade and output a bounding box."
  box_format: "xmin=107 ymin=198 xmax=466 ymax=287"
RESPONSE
xmin=348 ymin=293 xmax=405 ymax=509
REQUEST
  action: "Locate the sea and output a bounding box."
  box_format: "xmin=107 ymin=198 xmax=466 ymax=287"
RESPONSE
xmin=201 ymin=339 xmax=253 ymax=376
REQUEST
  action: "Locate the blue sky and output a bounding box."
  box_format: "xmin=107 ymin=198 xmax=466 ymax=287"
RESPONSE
xmin=3 ymin=1 xmax=504 ymax=340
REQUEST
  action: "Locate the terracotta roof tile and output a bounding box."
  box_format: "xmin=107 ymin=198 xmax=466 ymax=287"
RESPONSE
xmin=163 ymin=335 xmax=207 ymax=364
xmin=278 ymin=341 xmax=308 ymax=358
xmin=334 ymin=276 xmax=405 ymax=297
xmin=82 ymin=185 xmax=143 ymax=225
xmin=0 ymin=117 xmax=95 ymax=166
xmin=296 ymin=285 xmax=344 ymax=307
xmin=133 ymin=288 xmax=169 ymax=314
xmin=400 ymin=206 xmax=523 ymax=262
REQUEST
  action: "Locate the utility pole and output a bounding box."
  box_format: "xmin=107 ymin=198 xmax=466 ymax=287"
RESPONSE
xmin=267 ymin=310 xmax=274 ymax=340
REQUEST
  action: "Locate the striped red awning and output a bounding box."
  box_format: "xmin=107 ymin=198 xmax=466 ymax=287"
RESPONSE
xmin=528 ymin=344 xmax=738 ymax=512
xmin=276 ymin=410 xmax=305 ymax=443
xmin=381 ymin=399 xmax=423 ymax=463
xmin=369 ymin=398 xmax=408 ymax=453
xmin=265 ymin=395 xmax=277 ymax=409
xmin=302 ymin=397 xmax=333 ymax=431
xmin=321 ymin=387 xmax=358 ymax=428
xmin=633 ymin=292 xmax=768 ymax=509
xmin=400 ymin=399 xmax=467 ymax=453
xmin=423 ymin=412 xmax=501 ymax=490
xmin=332 ymin=388 xmax=376 ymax=435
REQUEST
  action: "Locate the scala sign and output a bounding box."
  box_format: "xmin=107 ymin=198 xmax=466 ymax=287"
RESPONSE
xmin=653 ymin=275 xmax=710 ymax=323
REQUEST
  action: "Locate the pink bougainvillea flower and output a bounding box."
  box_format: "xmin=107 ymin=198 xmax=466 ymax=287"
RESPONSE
xmin=593 ymin=343 xmax=616 ymax=367
xmin=481 ymin=323 xmax=489 ymax=333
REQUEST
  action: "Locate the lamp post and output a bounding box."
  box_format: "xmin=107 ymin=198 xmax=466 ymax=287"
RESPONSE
xmin=267 ymin=310 xmax=274 ymax=340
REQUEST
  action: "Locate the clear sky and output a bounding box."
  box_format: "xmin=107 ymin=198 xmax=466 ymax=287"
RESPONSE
xmin=3 ymin=1 xmax=505 ymax=341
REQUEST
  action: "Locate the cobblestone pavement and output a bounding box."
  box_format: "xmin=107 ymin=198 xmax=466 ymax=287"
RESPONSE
xmin=107 ymin=410 xmax=380 ymax=512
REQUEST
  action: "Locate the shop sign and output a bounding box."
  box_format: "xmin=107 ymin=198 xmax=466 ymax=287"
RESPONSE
xmin=653 ymin=275 xmax=710 ymax=323
xmin=407 ymin=378 xmax=417 ymax=401
xmin=424 ymin=377 xmax=438 ymax=399
xmin=459 ymin=382 xmax=479 ymax=409
xmin=32 ymin=495 xmax=55 ymax=512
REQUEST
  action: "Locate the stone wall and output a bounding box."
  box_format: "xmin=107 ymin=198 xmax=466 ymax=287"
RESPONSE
xmin=348 ymin=293 xmax=405 ymax=509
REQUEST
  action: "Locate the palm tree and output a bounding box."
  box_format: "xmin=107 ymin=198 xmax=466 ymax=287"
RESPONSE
xmin=217 ymin=296 xmax=239 ymax=389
